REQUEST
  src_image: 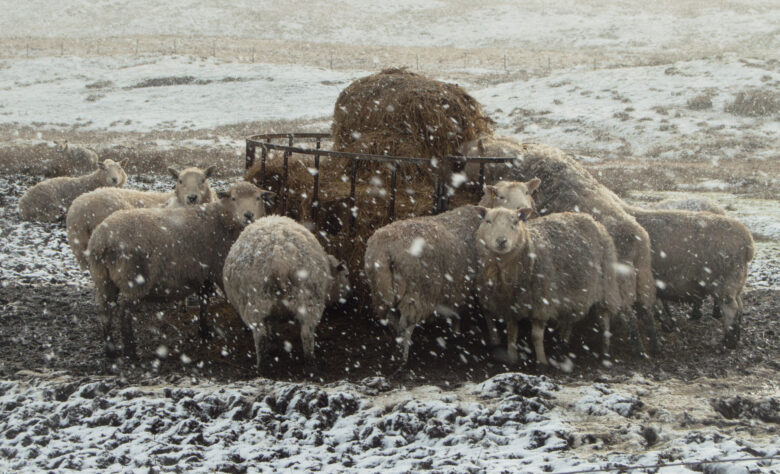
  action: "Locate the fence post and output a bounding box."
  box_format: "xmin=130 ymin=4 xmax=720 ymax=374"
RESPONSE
xmin=60 ymin=42 xmax=64 ymax=56
xmin=252 ymin=47 xmax=255 ymax=63
xmin=135 ymin=39 xmax=139 ymax=56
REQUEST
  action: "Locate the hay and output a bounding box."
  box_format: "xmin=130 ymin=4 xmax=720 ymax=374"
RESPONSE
xmin=331 ymin=68 xmax=493 ymax=183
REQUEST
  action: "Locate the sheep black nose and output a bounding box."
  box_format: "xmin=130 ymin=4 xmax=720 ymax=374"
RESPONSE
xmin=187 ymin=195 xmax=198 ymax=204
xmin=244 ymin=211 xmax=255 ymax=221
xmin=112 ymin=177 xmax=118 ymax=184
xmin=496 ymin=237 xmax=508 ymax=249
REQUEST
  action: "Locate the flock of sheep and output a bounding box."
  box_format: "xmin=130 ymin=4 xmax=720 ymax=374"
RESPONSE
xmin=17 ymin=135 xmax=754 ymax=373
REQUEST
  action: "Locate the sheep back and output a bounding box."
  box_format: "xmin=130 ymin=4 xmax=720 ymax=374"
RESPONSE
xmin=223 ymin=216 xmax=332 ymax=324
xmin=364 ymin=205 xmax=483 ymax=328
xmin=66 ymin=188 xmax=171 ymax=269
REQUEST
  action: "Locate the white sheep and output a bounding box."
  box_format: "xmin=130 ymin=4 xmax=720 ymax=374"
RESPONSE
xmin=51 ymin=140 xmax=99 ymax=176
xmin=364 ymin=205 xmax=484 ymax=366
xmin=462 ymin=136 xmax=659 ymax=356
xmin=624 ymin=205 xmax=754 ymax=347
xmin=476 ymin=207 xmax=624 ymax=367
xmin=477 ymin=178 xmax=541 ymax=214
xmin=18 ymin=159 xmax=128 ymax=223
xmin=66 ymin=166 xmax=217 ymax=269
xmin=223 ymin=216 xmax=350 ymax=368
xmin=87 ymin=181 xmax=275 ymax=357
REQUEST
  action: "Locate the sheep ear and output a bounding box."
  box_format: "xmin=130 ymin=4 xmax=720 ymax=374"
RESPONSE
xmin=526 ymin=177 xmax=541 ymax=193
xmin=119 ymin=158 xmax=129 ymax=168
xmin=484 ymin=184 xmax=496 ymax=197
xmin=216 ymin=190 xmax=229 ymax=200
xmin=261 ymin=191 xmax=277 ymax=208
xmin=168 ymin=167 xmax=179 ymax=179
xmin=98 ymin=161 xmax=107 ymax=170
xmin=518 ymin=207 xmax=532 ymax=222
xmin=475 ymin=206 xmax=487 ymax=219
xmin=204 ymin=165 xmax=217 ymax=178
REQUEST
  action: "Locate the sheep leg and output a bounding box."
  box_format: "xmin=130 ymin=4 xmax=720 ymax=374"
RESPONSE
xmin=484 ymin=315 xmax=501 ymax=347
xmin=712 ymin=301 xmax=722 ymax=320
xmin=689 ymin=300 xmax=703 ymax=321
xmin=530 ymin=319 xmax=548 ymax=366
xmin=620 ymin=309 xmax=646 ymax=358
xmin=636 ymin=303 xmax=660 ymax=356
xmin=658 ymin=299 xmax=676 ymax=332
xmin=298 ymin=303 xmax=323 ymax=372
xmin=197 ymin=283 xmax=213 ymax=340
xmin=250 ymin=322 xmax=269 ymax=369
xmin=600 ymin=312 xmax=612 ymax=360
xmin=118 ymin=299 xmax=137 ymax=358
xmin=506 ymin=318 xmax=521 ymax=364
xmin=721 ymin=296 xmax=741 ymax=349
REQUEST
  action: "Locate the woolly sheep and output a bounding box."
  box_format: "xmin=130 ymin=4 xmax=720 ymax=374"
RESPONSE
xmin=652 ymin=196 xmax=727 ymax=320
xmin=18 ymin=159 xmax=128 ymax=223
xmin=51 ymin=140 xmax=99 ymax=176
xmin=476 ymin=207 xmax=624 ymax=367
xmin=624 ymin=205 xmax=754 ymax=348
xmin=364 ymin=205 xmax=484 ymax=366
xmin=461 ymin=136 xmax=659 ymax=355
xmin=223 ymin=216 xmax=351 ymax=368
xmin=66 ymin=166 xmax=217 ymax=269
xmin=87 ymin=181 xmax=275 ymax=357
xmin=652 ymin=197 xmax=726 ymax=215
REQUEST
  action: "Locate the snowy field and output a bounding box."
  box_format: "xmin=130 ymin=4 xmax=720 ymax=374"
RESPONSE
xmin=1 ymin=0 xmax=779 ymax=472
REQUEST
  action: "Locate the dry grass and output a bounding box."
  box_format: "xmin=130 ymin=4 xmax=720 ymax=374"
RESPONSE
xmin=725 ymin=88 xmax=779 ymax=117
xmin=686 ymin=93 xmax=713 ymax=110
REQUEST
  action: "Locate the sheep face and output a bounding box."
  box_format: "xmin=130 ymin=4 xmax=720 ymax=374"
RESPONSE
xmin=327 ymin=255 xmax=351 ymax=304
xmin=219 ymin=182 xmax=274 ymax=228
xmin=54 ymin=140 xmax=69 ymax=152
xmin=97 ymin=159 xmax=128 ymax=187
xmin=484 ymin=179 xmax=540 ymax=212
xmin=169 ymin=166 xmax=215 ymax=205
xmin=476 ymin=207 xmax=531 ymax=255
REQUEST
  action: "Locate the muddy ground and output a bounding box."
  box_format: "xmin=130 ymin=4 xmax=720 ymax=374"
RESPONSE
xmin=1 ymin=170 xmax=777 ymax=388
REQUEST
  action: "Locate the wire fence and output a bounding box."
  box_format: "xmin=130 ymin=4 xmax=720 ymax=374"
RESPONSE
xmin=0 ymin=36 xmax=619 ymax=76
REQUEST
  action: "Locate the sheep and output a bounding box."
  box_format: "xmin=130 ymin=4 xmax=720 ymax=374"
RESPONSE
xmin=51 ymin=140 xmax=99 ymax=176
xmin=18 ymin=159 xmax=128 ymax=223
xmin=623 ymin=205 xmax=754 ymax=348
xmin=653 ymin=197 xmax=726 ymax=215
xmin=164 ymin=166 xmax=218 ymax=207
xmin=223 ymin=216 xmax=351 ymax=368
xmin=650 ymin=197 xmax=727 ymax=320
xmin=461 ymin=136 xmax=659 ymax=356
xmin=87 ymin=181 xmax=275 ymax=357
xmin=476 ymin=207 xmax=623 ymax=367
xmin=364 ymin=205 xmax=484 ymax=366
xmin=66 ymin=166 xmax=218 ymax=270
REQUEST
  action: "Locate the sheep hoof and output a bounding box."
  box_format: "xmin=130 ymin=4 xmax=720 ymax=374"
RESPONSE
xmin=723 ymin=327 xmax=740 ymax=350
xmin=104 ymin=342 xmax=120 ymax=359
xmin=198 ymin=326 xmax=212 ymax=341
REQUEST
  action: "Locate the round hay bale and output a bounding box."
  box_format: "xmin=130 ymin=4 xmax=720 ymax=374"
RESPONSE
xmin=331 ymin=68 xmax=494 ymax=183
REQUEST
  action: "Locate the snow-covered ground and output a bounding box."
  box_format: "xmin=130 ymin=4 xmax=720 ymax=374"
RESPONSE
xmin=2 ymin=0 xmax=778 ymax=58
xmin=2 ymin=54 xmax=777 ymax=167
xmin=0 ymin=372 xmax=777 ymax=472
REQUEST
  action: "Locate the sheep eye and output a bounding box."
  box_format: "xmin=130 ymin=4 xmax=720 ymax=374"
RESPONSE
xmin=485 ymin=219 xmax=491 ymax=224
xmin=178 ymin=180 xmax=183 ymax=184
xmin=231 ymin=196 xmax=236 ymax=201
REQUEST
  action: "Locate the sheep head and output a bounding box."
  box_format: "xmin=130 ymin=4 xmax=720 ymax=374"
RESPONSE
xmin=476 ymin=206 xmax=531 ymax=255
xmin=169 ymin=166 xmax=216 ymax=205
xmin=97 ymin=159 xmax=128 ymax=187
xmin=483 ymin=178 xmax=539 ymax=213
xmin=217 ymin=182 xmax=275 ymax=228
